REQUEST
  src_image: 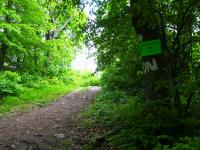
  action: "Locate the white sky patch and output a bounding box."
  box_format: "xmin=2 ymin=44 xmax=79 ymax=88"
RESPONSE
xmin=71 ymin=1 xmax=97 ymax=72
xmin=71 ymin=48 xmax=97 ymax=72
xmin=84 ymin=3 xmax=96 ymax=20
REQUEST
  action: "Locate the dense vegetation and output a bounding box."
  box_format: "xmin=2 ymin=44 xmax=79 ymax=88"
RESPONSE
xmin=82 ymin=0 xmax=200 ymax=149
xmin=0 ymin=0 xmax=99 ymax=116
xmin=1 ymin=0 xmax=200 ymax=149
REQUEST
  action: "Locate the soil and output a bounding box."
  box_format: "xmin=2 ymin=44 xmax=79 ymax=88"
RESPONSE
xmin=0 ymin=86 xmax=101 ymax=150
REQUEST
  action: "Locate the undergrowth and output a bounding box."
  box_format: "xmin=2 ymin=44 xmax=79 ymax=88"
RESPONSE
xmin=0 ymin=70 xmax=99 ymax=117
xmin=82 ymin=89 xmax=200 ymax=150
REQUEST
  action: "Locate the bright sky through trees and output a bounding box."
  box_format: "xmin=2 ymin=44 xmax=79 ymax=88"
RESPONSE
xmin=71 ymin=3 xmax=97 ymax=72
xmin=71 ymin=48 xmax=97 ymax=72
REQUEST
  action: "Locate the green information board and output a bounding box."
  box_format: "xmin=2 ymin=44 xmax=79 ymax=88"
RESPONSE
xmin=140 ymin=39 xmax=162 ymax=56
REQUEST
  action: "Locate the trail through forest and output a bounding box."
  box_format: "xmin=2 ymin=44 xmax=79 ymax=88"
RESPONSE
xmin=0 ymin=86 xmax=101 ymax=150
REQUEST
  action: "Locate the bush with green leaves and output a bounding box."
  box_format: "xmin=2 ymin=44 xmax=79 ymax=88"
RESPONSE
xmin=80 ymin=73 xmax=100 ymax=87
xmin=58 ymin=70 xmax=77 ymax=84
xmin=84 ymin=89 xmax=200 ymax=150
xmin=20 ymin=73 xmax=59 ymax=89
xmin=0 ymin=71 xmax=23 ymax=97
xmin=71 ymin=71 xmax=100 ymax=87
xmin=155 ymin=136 xmax=200 ymax=150
xmin=100 ymin=62 xmax=144 ymax=95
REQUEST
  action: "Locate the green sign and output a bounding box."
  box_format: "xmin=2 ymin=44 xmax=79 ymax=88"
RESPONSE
xmin=140 ymin=39 xmax=162 ymax=56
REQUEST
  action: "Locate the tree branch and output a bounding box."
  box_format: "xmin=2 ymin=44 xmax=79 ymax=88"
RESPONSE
xmin=172 ymin=0 xmax=198 ymax=50
xmin=58 ymin=17 xmax=73 ymax=32
xmin=51 ymin=11 xmax=79 ymax=39
xmin=58 ymin=11 xmax=79 ymax=32
xmin=181 ymin=38 xmax=200 ymax=48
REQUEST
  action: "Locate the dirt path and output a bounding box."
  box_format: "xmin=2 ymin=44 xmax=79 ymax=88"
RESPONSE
xmin=0 ymin=86 xmax=101 ymax=150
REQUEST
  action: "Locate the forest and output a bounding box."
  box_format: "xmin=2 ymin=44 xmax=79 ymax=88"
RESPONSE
xmin=0 ymin=0 xmax=200 ymax=150
xmin=0 ymin=0 xmax=99 ymax=115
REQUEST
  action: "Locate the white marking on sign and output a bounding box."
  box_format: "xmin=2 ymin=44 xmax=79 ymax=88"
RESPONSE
xmin=143 ymin=58 xmax=159 ymax=74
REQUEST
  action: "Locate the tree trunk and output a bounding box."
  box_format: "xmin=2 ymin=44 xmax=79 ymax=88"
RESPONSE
xmin=0 ymin=43 xmax=8 ymax=70
xmin=0 ymin=0 xmax=12 ymax=71
xmin=131 ymin=1 xmax=170 ymax=100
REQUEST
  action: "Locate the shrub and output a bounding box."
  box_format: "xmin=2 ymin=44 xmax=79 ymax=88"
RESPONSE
xmin=0 ymin=71 xmax=23 ymax=97
xmin=47 ymin=77 xmax=62 ymax=85
xmin=71 ymin=71 xmax=100 ymax=87
xmin=154 ymin=137 xmax=200 ymax=150
xmin=168 ymin=137 xmax=200 ymax=150
xmin=85 ymin=90 xmax=200 ymax=150
xmin=100 ymin=63 xmax=144 ymax=94
xmin=81 ymin=74 xmax=100 ymax=87
xmin=21 ymin=73 xmax=49 ymax=88
xmin=58 ymin=70 xmax=76 ymax=84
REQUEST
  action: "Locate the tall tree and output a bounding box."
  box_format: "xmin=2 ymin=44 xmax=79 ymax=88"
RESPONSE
xmin=88 ymin=0 xmax=200 ymax=112
xmin=0 ymin=0 xmax=87 ymax=76
xmin=0 ymin=0 xmax=46 ymax=71
xmin=131 ymin=0 xmax=200 ymax=112
xmin=41 ymin=0 xmax=87 ymax=76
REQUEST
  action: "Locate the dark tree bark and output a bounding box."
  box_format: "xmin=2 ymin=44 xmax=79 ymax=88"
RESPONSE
xmin=0 ymin=43 xmax=8 ymax=70
xmin=0 ymin=0 xmax=12 ymax=71
xmin=131 ymin=1 xmax=170 ymax=100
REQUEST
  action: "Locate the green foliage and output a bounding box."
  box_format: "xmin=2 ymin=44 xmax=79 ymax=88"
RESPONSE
xmin=0 ymin=0 xmax=47 ymax=71
xmin=166 ymin=137 xmax=200 ymax=150
xmin=84 ymin=0 xmax=200 ymax=149
xmin=80 ymin=73 xmax=100 ymax=87
xmin=84 ymin=90 xmax=200 ymax=150
xmin=100 ymin=61 xmax=144 ymax=94
xmin=0 ymin=71 xmax=22 ymax=96
xmin=0 ymin=0 xmax=87 ymax=76
xmin=154 ymin=136 xmax=200 ymax=150
xmin=0 ymin=0 xmax=91 ymax=116
xmin=69 ymin=71 xmax=100 ymax=87
xmin=0 ymin=83 xmax=77 ymax=116
xmin=96 ymin=90 xmax=129 ymax=103
xmin=0 ymin=70 xmax=99 ymax=116
xmin=87 ymin=0 xmax=138 ymax=70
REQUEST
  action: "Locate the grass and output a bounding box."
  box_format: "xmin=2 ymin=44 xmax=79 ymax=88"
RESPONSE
xmin=0 ymin=71 xmax=100 ymax=117
xmin=79 ymin=89 xmax=200 ymax=150
xmin=0 ymin=83 xmax=78 ymax=117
